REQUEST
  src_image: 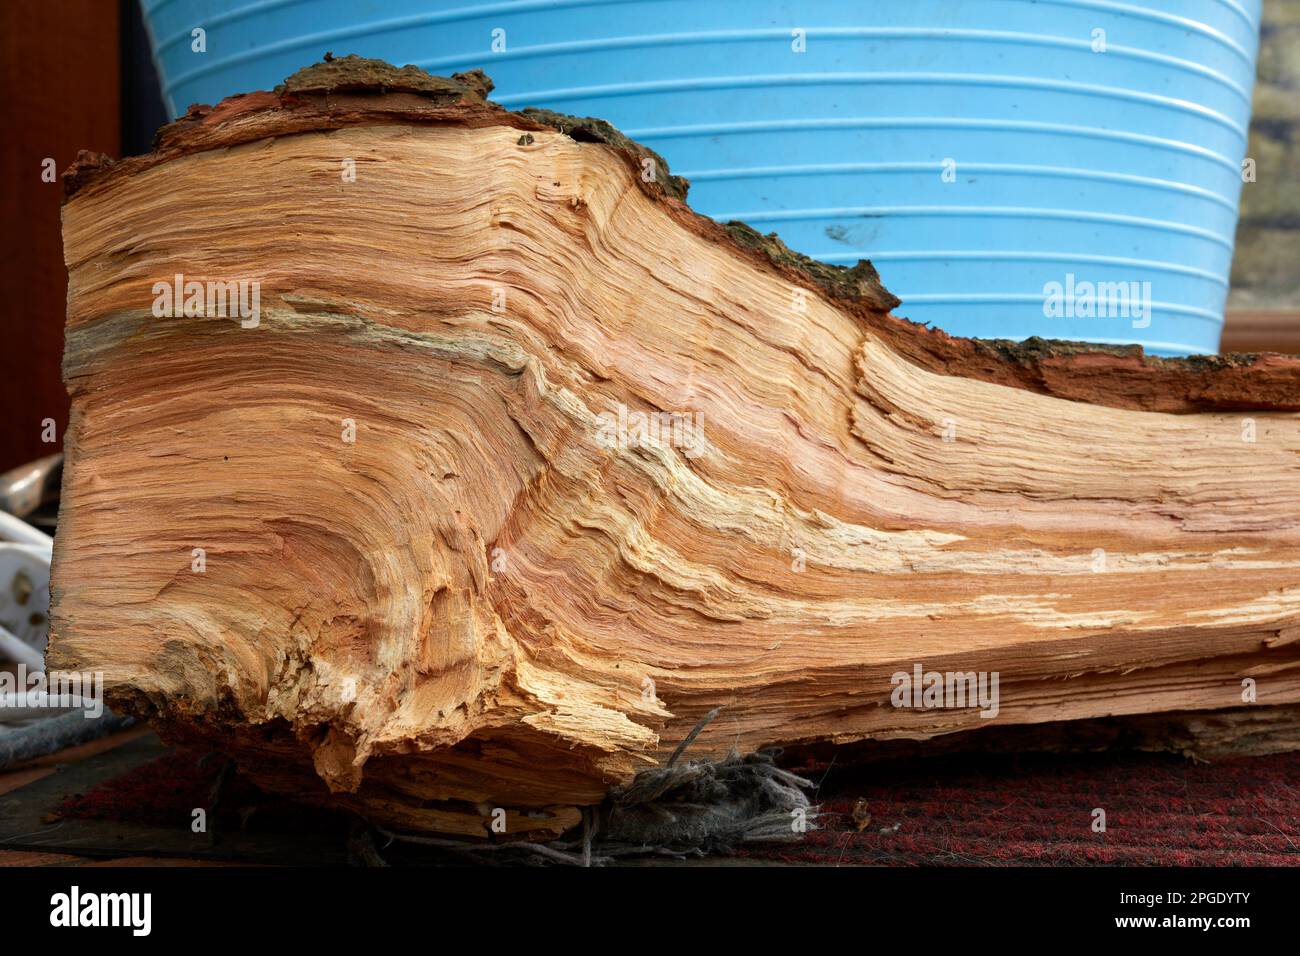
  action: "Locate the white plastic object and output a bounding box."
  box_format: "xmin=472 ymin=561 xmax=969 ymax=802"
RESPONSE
xmin=0 ymin=533 xmax=51 ymax=671
xmin=0 ymin=509 xmax=53 ymax=552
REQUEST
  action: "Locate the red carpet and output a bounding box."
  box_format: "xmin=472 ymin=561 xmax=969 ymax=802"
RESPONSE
xmin=56 ymin=749 xmax=344 ymax=837
xmin=57 ymin=748 xmax=1300 ymax=865
xmin=746 ymin=750 xmax=1300 ymax=866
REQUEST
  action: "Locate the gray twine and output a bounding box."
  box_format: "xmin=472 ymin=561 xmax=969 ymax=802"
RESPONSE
xmin=368 ymin=708 xmax=818 ymax=866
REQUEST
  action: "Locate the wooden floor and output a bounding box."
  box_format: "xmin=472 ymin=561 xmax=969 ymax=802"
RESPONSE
xmin=1221 ymin=309 xmax=1300 ymax=353
xmin=0 ymin=849 xmax=236 ymax=866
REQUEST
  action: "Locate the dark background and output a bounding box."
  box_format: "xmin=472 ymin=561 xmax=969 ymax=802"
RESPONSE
xmin=0 ymin=0 xmax=165 ymax=476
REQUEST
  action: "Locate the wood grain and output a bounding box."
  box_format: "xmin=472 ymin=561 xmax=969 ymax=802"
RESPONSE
xmin=48 ymin=59 xmax=1300 ymax=837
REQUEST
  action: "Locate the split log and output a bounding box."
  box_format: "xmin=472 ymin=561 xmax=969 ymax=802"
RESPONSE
xmin=50 ymin=58 xmax=1300 ymax=837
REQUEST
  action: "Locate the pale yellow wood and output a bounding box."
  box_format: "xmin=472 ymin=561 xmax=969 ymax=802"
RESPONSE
xmin=48 ymin=63 xmax=1300 ymax=835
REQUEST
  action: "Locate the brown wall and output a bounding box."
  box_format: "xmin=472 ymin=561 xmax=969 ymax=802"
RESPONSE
xmin=0 ymin=0 xmax=120 ymax=473
xmin=1222 ymin=0 xmax=1300 ymax=353
xmin=1230 ymin=0 xmax=1300 ymax=312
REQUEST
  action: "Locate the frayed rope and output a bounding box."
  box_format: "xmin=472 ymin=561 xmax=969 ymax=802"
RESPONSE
xmin=367 ymin=707 xmax=818 ymax=866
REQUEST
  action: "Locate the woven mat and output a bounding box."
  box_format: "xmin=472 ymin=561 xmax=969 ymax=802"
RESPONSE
xmin=744 ymin=750 xmax=1300 ymax=866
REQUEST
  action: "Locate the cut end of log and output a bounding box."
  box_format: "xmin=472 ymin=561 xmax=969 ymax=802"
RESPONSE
xmin=48 ymin=56 xmax=1300 ymax=837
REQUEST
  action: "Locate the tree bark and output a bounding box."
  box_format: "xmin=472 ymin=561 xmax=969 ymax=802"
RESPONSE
xmin=49 ymin=58 xmax=1300 ymax=837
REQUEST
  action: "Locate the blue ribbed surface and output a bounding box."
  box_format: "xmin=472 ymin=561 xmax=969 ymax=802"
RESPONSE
xmin=140 ymin=0 xmax=1261 ymax=354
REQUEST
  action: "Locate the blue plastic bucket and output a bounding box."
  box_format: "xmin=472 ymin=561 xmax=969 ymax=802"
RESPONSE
xmin=140 ymin=0 xmax=1260 ymax=355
